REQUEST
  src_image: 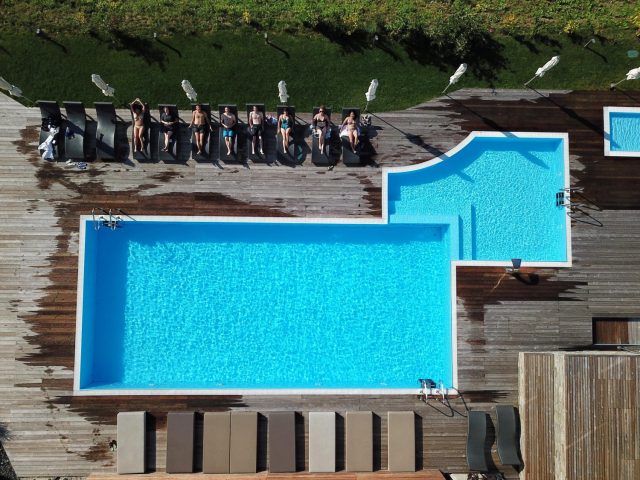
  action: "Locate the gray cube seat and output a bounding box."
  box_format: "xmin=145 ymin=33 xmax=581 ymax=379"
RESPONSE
xmin=117 ymin=411 xmax=146 ymax=474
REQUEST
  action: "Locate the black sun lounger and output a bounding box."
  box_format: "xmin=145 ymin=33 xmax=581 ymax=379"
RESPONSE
xmin=467 ymin=410 xmax=489 ymax=472
xmin=63 ymin=101 xmax=86 ymax=161
xmin=130 ymin=101 xmax=151 ymax=160
xmin=496 ymin=405 xmax=522 ymax=467
xmin=166 ymin=411 xmax=195 ymax=473
xmin=37 ymin=100 xmax=64 ymax=160
xmin=190 ymin=103 xmax=211 ymax=160
xmin=203 ymin=412 xmax=231 ymax=473
xmin=158 ymin=104 xmax=180 ymax=161
xmin=341 ymin=107 xmax=362 ymax=166
xmin=268 ymin=411 xmax=296 ymax=473
xmin=311 ymin=106 xmax=333 ymax=166
xmin=117 ymin=411 xmax=146 ymax=474
xmin=246 ymin=103 xmax=266 ymax=162
xmin=218 ymin=104 xmax=239 ymax=162
xmin=95 ymin=102 xmax=117 ymax=161
xmin=276 ymin=105 xmax=296 ymax=162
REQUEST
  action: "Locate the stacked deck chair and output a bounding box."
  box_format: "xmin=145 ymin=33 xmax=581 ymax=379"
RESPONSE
xmin=157 ymin=104 xmax=180 ymax=162
xmin=346 ymin=411 xmax=373 ymax=472
xmin=309 ymin=412 xmax=336 ymax=473
xmin=37 ymin=100 xmax=64 ymax=160
xmin=340 ymin=107 xmax=362 ymax=166
xmin=218 ymin=104 xmax=239 ymax=163
xmin=496 ymin=405 xmax=522 ymax=468
xmin=191 ymin=103 xmax=212 ymax=160
xmin=203 ymin=412 xmax=231 ymax=474
xmin=388 ymin=411 xmax=416 ymax=472
xmin=276 ymin=105 xmax=296 ymax=162
xmin=229 ymin=411 xmax=258 ymax=473
xmin=245 ymin=103 xmax=266 ymax=162
xmin=268 ymin=412 xmax=296 ymax=473
xmin=130 ymin=102 xmax=151 ymax=160
xmin=311 ymin=106 xmax=333 ymax=166
xmin=117 ymin=411 xmax=146 ymax=474
xmin=165 ymin=411 xmax=195 ymax=473
xmin=95 ymin=102 xmax=117 ymax=161
xmin=63 ymin=101 xmax=86 ymax=161
xmin=467 ymin=410 xmax=489 ymax=472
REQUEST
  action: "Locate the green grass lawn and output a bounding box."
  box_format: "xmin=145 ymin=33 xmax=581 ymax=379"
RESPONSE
xmin=1 ymin=31 xmax=639 ymax=112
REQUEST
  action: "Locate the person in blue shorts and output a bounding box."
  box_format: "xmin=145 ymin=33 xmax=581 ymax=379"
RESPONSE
xmin=221 ymin=106 xmax=236 ymax=155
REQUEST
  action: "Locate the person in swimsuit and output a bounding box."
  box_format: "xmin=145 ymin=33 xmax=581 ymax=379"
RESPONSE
xmin=130 ymin=98 xmax=145 ymax=153
xmin=312 ymin=105 xmax=330 ymax=154
xmin=277 ymin=108 xmax=292 ymax=153
xmin=189 ymin=104 xmax=212 ymax=155
xmin=341 ymin=110 xmax=359 ymax=153
xmin=248 ymin=105 xmax=264 ymax=155
xmin=221 ymin=106 xmax=236 ymax=155
xmin=160 ymin=106 xmax=178 ymax=152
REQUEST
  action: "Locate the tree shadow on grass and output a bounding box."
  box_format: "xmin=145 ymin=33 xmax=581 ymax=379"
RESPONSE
xmin=104 ymin=29 xmax=168 ymax=69
xmin=312 ymin=22 xmax=371 ymax=54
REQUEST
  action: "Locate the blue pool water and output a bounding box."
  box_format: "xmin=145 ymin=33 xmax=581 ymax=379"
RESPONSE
xmin=80 ymin=222 xmax=454 ymax=390
xmin=609 ymin=111 xmax=640 ymax=152
xmin=77 ymin=134 xmax=568 ymax=392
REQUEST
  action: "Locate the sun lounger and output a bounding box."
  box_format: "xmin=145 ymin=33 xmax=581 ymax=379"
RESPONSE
xmin=63 ymin=101 xmax=86 ymax=160
xmin=346 ymin=411 xmax=373 ymax=472
xmin=117 ymin=411 xmax=146 ymax=474
xmin=496 ymin=405 xmax=522 ymax=467
xmin=268 ymin=411 xmax=296 ymax=473
xmin=276 ymin=105 xmax=296 ymax=162
xmin=467 ymin=410 xmax=489 ymax=472
xmin=166 ymin=411 xmax=195 ymax=473
xmin=341 ymin=107 xmax=362 ymax=166
xmin=218 ymin=104 xmax=239 ymax=163
xmin=37 ymin=100 xmax=64 ymax=160
xmin=309 ymin=412 xmax=336 ymax=472
xmin=130 ymin=102 xmax=151 ymax=160
xmin=230 ymin=411 xmax=257 ymax=473
xmin=246 ymin=103 xmax=266 ymax=162
xmin=95 ymin=102 xmax=117 ymax=161
xmin=388 ymin=411 xmax=416 ymax=472
xmin=157 ymin=104 xmax=180 ymax=162
xmin=203 ymin=412 xmax=231 ymax=473
xmin=191 ymin=103 xmax=211 ymax=160
xmin=311 ymin=106 xmax=333 ymax=166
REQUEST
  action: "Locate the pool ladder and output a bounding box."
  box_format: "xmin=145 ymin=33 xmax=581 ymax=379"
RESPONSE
xmin=92 ymin=207 xmax=122 ymax=230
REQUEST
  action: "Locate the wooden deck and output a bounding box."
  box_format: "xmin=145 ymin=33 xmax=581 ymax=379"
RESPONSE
xmin=1 ymin=88 xmax=640 ymax=478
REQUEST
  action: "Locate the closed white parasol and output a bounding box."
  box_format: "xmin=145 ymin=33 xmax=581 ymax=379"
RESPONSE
xmin=181 ymin=80 xmax=198 ymax=102
xmin=364 ymin=79 xmax=378 ymax=111
xmin=442 ymin=63 xmax=467 ymax=94
xmin=0 ymin=76 xmax=23 ymax=97
xmin=524 ymin=56 xmax=560 ymax=86
xmin=91 ymin=74 xmax=115 ymax=97
xmin=610 ymin=67 xmax=640 ymax=89
xmin=277 ymin=80 xmax=289 ymax=103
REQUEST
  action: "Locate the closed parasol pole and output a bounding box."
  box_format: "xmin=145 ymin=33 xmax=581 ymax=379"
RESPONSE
xmin=277 ymin=80 xmax=289 ymax=104
xmin=524 ymin=56 xmax=560 ymax=86
xmin=91 ymin=74 xmax=122 ymax=105
xmin=181 ymin=80 xmax=198 ymax=102
xmin=364 ymin=79 xmax=378 ymax=112
xmin=610 ymin=67 xmax=640 ymax=90
xmin=442 ymin=63 xmax=467 ymax=94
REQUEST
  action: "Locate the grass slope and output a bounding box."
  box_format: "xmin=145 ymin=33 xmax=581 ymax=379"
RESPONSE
xmin=1 ymin=32 xmax=639 ymax=111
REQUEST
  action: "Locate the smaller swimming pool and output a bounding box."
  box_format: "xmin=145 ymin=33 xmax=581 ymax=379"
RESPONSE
xmin=603 ymin=107 xmax=640 ymax=157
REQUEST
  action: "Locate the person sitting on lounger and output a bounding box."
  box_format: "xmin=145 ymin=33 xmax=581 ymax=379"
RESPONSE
xmin=130 ymin=98 xmax=146 ymax=153
xmin=189 ymin=104 xmax=212 ymax=155
xmin=313 ymin=105 xmax=330 ymax=154
xmin=342 ymin=110 xmax=359 ymax=153
xmin=277 ymin=108 xmax=292 ymax=152
xmin=160 ymin=106 xmax=178 ymax=152
xmin=249 ymin=105 xmax=264 ymax=155
xmin=221 ymin=106 xmax=236 ymax=155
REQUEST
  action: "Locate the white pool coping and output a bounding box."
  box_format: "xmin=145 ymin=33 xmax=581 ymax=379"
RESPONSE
xmin=603 ymin=106 xmax=640 ymax=157
xmin=73 ymin=131 xmax=572 ymax=396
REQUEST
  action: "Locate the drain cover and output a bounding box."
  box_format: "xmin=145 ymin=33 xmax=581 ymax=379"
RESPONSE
xmin=627 ymin=49 xmax=639 ymax=58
